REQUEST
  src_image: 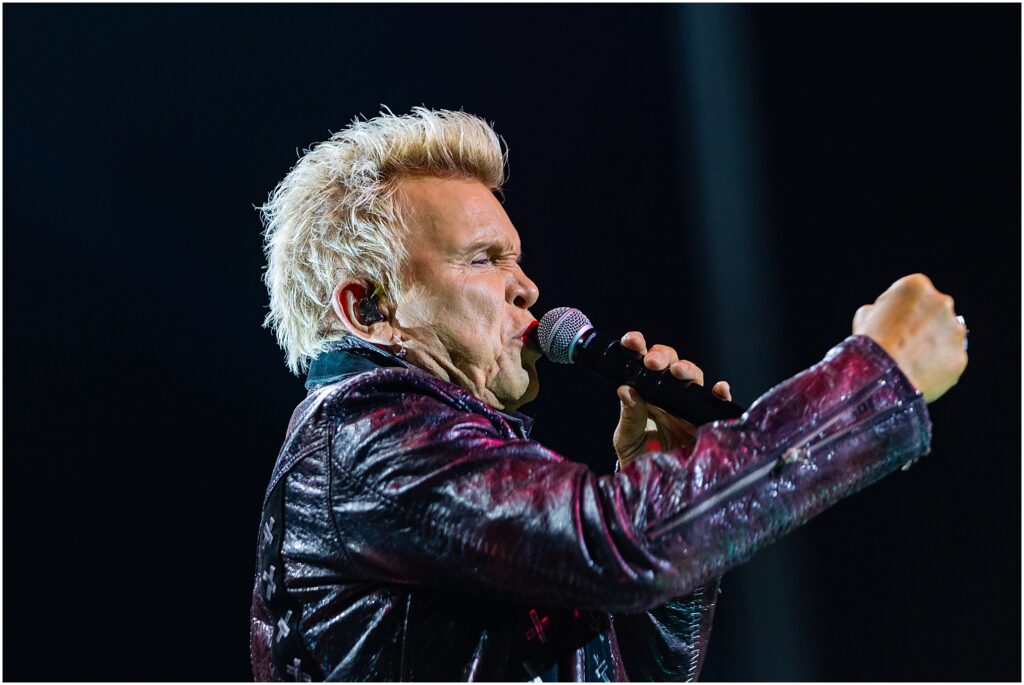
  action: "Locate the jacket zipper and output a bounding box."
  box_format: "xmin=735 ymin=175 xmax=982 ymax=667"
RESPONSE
xmin=683 ymin=583 xmax=708 ymax=682
xmin=648 ymin=375 xmax=897 ymax=539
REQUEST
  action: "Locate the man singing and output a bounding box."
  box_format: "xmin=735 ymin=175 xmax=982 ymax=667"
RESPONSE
xmin=250 ymin=107 xmax=967 ymax=681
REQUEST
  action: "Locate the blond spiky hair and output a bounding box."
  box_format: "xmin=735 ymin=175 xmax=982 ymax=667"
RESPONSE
xmin=260 ymin=107 xmax=507 ymax=375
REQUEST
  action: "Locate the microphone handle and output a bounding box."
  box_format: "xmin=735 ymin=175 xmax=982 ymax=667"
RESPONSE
xmin=573 ymin=329 xmax=746 ymax=425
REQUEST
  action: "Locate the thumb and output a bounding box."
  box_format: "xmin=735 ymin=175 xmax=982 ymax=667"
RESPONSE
xmin=615 ymin=385 xmax=649 ymax=453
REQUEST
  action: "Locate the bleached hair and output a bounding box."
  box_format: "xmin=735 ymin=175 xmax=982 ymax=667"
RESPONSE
xmin=261 ymin=107 xmax=507 ymax=375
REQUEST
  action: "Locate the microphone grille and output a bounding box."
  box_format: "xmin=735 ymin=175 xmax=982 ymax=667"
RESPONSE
xmin=537 ymin=307 xmax=592 ymax=364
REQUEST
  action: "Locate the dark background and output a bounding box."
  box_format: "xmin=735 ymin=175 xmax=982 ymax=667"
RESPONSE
xmin=4 ymin=3 xmax=1020 ymax=681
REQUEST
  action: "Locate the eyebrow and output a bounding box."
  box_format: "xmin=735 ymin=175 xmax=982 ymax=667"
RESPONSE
xmin=459 ymin=238 xmax=523 ymax=259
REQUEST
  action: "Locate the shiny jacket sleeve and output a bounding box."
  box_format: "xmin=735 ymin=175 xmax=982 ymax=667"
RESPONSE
xmin=324 ymin=335 xmax=930 ymax=614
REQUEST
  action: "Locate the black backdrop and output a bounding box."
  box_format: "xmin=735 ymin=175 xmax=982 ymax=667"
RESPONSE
xmin=4 ymin=4 xmax=1020 ymax=681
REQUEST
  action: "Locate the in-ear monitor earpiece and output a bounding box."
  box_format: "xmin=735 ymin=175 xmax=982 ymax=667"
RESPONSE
xmin=357 ymin=284 xmax=386 ymax=325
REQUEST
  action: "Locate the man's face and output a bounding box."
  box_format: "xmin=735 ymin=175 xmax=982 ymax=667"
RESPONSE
xmin=393 ymin=176 xmax=542 ymax=412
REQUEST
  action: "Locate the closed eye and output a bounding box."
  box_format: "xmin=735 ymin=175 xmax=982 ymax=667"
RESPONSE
xmin=471 ymin=251 xmax=523 ymax=267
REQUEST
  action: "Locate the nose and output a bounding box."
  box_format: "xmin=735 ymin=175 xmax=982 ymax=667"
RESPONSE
xmin=510 ymin=266 xmax=540 ymax=310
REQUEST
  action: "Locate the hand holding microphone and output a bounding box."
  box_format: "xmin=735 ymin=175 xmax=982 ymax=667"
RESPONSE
xmin=612 ymin=331 xmax=735 ymax=467
xmin=534 ymin=308 xmax=744 ymax=467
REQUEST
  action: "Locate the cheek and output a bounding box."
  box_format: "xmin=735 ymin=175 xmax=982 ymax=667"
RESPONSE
xmin=413 ymin=285 xmax=503 ymax=361
xmin=454 ymin=281 xmax=508 ymax=337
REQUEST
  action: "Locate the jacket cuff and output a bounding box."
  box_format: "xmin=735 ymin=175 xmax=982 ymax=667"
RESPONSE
xmin=845 ymin=333 xmax=932 ymax=465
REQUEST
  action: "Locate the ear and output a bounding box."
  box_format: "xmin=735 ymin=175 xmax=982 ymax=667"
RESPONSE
xmin=330 ymin=280 xmax=395 ymax=344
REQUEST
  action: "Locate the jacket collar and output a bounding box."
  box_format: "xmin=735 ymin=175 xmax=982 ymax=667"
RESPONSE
xmin=305 ymin=335 xmax=419 ymax=389
xmin=305 ymin=336 xmax=535 ymax=438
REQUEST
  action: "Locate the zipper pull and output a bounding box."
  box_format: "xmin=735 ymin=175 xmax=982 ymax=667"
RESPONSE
xmin=782 ymin=445 xmax=810 ymax=465
xmin=773 ymin=446 xmax=810 ymax=475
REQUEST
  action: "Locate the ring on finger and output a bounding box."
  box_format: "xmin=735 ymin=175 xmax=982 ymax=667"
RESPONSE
xmin=956 ymin=315 xmax=969 ymax=350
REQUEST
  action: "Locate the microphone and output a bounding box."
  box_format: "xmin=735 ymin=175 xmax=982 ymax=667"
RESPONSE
xmin=534 ymin=307 xmax=746 ymax=426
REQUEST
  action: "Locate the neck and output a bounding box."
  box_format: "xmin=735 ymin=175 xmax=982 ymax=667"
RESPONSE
xmin=405 ymin=349 xmax=513 ymax=412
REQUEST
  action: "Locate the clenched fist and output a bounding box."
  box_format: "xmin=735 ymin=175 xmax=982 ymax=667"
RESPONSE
xmin=853 ymin=273 xmax=968 ymax=403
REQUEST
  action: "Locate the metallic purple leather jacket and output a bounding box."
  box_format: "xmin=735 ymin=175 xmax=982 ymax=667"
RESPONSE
xmin=250 ymin=334 xmax=931 ymax=681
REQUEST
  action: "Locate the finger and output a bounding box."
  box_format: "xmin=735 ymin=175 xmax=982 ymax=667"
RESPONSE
xmin=949 ymin=311 xmax=969 ymax=358
xmin=712 ymin=380 xmax=732 ymax=401
xmin=616 ymin=385 xmax=649 ymax=428
xmin=615 ymin=385 xmax=650 ymax=455
xmin=667 ymin=359 xmax=705 ymax=386
xmin=853 ymin=304 xmax=872 ymax=331
xmin=956 ymin=314 xmax=969 ymax=347
xmin=620 ymin=331 xmax=648 ymax=355
xmin=644 ymin=344 xmax=681 ymax=371
xmin=891 ymin=273 xmax=934 ymax=297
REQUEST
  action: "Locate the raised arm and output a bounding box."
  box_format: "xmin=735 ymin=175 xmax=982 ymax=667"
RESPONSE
xmin=324 ymin=333 xmax=928 ymax=614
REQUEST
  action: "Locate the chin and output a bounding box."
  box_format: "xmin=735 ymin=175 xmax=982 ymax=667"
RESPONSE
xmin=496 ymin=365 xmax=539 ymax=412
xmin=513 ymin=366 xmax=541 ymax=409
